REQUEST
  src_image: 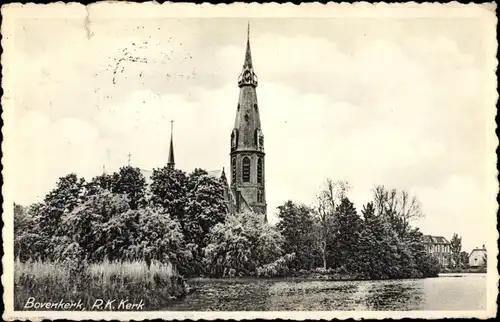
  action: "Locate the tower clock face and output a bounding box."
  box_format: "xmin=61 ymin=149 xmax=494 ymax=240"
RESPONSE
xmin=244 ymin=70 xmax=252 ymax=82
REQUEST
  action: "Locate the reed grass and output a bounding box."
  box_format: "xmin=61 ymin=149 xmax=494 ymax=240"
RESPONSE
xmin=14 ymin=258 xmax=186 ymax=311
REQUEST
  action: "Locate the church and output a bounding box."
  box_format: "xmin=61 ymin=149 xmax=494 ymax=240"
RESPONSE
xmin=157 ymin=26 xmax=267 ymax=221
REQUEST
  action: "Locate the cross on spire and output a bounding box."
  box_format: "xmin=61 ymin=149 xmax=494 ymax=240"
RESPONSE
xmin=127 ymin=152 xmax=132 ymax=166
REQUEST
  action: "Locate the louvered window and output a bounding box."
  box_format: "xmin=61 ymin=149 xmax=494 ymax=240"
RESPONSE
xmin=257 ymin=158 xmax=263 ymax=184
xmin=242 ymin=157 xmax=250 ymax=182
xmin=232 ymin=157 xmax=236 ymax=182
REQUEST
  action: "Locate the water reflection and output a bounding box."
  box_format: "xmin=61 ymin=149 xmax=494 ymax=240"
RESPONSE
xmin=361 ymin=280 xmax=424 ymax=310
xmin=166 ymin=274 xmax=486 ymax=311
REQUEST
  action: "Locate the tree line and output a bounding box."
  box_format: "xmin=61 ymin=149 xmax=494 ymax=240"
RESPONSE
xmin=14 ymin=166 xmax=440 ymax=279
xmin=276 ymin=180 xmax=440 ymax=279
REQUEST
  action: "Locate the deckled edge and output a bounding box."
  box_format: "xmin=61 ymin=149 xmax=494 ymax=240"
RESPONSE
xmin=1 ymin=1 xmax=498 ymax=321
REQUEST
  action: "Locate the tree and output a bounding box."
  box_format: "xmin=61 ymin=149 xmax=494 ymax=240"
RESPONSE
xmin=359 ymin=201 xmax=411 ymax=279
xmin=184 ymin=173 xmax=227 ymax=243
xmin=204 ymin=212 xmax=284 ymax=277
xmin=402 ymin=228 xmax=429 ymax=277
xmin=186 ymin=168 xmax=209 ymax=191
xmin=331 ymin=197 xmax=363 ymax=272
xmin=39 ymin=173 xmax=86 ymax=236
xmin=418 ymin=253 xmax=441 ymax=277
xmin=14 ymin=203 xmax=46 ymax=261
xmin=149 ymin=167 xmax=188 ymax=222
xmin=14 ymin=203 xmax=28 ymax=235
xmin=372 ymin=185 xmax=423 ymax=238
xmin=113 ymin=166 xmax=147 ymax=210
xmin=449 ymin=233 xmax=462 ymax=269
xmin=127 ymin=208 xmax=187 ymax=267
xmin=60 ymin=189 xmax=188 ymax=267
xmin=459 ymin=251 xmax=470 ymax=268
xmin=84 ymin=166 xmax=147 ymax=210
xmin=314 ymin=179 xmax=350 ymax=270
xmin=182 ymin=173 xmax=228 ymax=275
xmin=276 ymin=201 xmax=319 ymax=270
xmin=60 ymin=190 xmax=131 ymax=262
xmin=99 ymin=206 xmax=141 ymax=262
xmin=357 ymin=203 xmax=379 ymax=276
xmin=84 ymin=173 xmax=115 ymax=197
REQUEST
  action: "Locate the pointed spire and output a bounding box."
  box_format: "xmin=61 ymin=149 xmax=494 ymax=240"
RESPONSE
xmin=244 ymin=21 xmax=253 ymax=68
xmin=238 ymin=22 xmax=257 ymax=87
xmin=167 ymin=120 xmax=175 ymax=169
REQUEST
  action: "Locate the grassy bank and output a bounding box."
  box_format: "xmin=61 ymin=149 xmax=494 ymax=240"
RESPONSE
xmin=14 ymin=259 xmax=187 ymax=310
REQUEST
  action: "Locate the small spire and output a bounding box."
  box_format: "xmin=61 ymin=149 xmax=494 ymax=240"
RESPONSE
xmin=127 ymin=153 xmax=132 ymax=166
xmin=167 ymin=120 xmax=175 ymax=169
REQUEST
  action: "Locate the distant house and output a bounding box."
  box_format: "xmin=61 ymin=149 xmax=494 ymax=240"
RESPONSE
xmin=423 ymin=235 xmax=452 ymax=267
xmin=469 ymin=246 xmax=487 ymax=268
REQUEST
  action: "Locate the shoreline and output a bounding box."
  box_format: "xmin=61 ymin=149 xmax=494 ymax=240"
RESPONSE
xmin=187 ymin=275 xmax=438 ymax=283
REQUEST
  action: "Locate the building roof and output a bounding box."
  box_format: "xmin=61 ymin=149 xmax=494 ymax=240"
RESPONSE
xmin=469 ymin=248 xmax=487 ymax=259
xmin=207 ymin=168 xmax=228 ymax=185
xmin=140 ymin=168 xmax=227 ymax=182
xmin=207 ymin=169 xmax=223 ymax=178
xmin=208 ymin=168 xmax=228 ymax=179
xmin=423 ymin=235 xmax=450 ymax=245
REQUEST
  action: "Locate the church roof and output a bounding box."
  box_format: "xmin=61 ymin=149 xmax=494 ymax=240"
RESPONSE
xmin=423 ymin=235 xmax=450 ymax=245
xmin=207 ymin=169 xmax=223 ymax=178
xmin=207 ymin=168 xmax=228 ymax=181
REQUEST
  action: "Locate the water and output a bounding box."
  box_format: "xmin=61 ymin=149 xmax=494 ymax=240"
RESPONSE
xmin=167 ymin=273 xmax=487 ymax=311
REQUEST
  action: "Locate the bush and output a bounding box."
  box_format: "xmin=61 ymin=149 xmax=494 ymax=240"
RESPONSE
xmin=418 ymin=254 xmax=441 ymax=277
xmin=14 ymin=258 xmax=186 ymax=310
xmin=204 ymin=212 xmax=285 ymax=277
xmin=256 ymin=253 xmax=296 ymax=277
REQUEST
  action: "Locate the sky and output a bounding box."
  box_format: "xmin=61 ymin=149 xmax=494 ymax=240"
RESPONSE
xmin=4 ymin=4 xmax=497 ymax=253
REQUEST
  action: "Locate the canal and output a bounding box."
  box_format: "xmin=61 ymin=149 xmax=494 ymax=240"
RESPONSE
xmin=167 ymin=273 xmax=487 ymax=311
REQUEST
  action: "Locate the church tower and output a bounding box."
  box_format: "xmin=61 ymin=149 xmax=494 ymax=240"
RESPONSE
xmin=230 ymin=24 xmax=267 ymax=218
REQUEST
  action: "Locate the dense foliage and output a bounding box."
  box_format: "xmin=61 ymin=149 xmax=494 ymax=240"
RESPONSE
xmin=203 ymin=212 xmax=285 ymax=277
xmin=14 ymin=166 xmax=227 ymax=277
xmin=275 ymin=181 xmax=441 ymax=279
xmin=15 ymin=168 xmax=440 ymax=280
